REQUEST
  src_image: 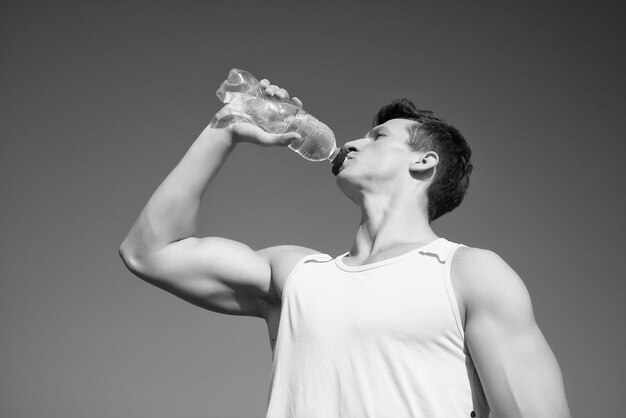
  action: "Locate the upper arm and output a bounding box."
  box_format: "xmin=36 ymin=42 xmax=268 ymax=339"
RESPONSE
xmin=452 ymin=248 xmax=570 ymax=417
xmin=121 ymin=237 xmax=282 ymax=318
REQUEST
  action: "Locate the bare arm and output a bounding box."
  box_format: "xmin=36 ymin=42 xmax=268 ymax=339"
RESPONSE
xmin=453 ymin=248 xmax=571 ymax=417
xmin=119 ymin=82 xmax=309 ymax=318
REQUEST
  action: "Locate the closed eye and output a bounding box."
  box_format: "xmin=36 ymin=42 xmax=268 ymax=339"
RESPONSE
xmin=365 ymin=127 xmax=388 ymax=140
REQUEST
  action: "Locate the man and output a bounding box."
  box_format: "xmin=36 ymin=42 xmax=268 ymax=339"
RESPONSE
xmin=120 ymin=78 xmax=570 ymax=417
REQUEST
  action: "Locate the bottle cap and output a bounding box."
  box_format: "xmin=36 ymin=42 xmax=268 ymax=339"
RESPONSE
xmin=331 ymin=149 xmax=348 ymax=176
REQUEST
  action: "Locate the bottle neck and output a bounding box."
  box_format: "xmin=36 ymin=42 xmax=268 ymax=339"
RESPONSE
xmin=330 ymin=148 xmax=348 ymax=175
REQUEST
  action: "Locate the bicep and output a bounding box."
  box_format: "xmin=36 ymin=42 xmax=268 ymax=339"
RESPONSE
xmin=457 ymin=249 xmax=570 ymax=417
xmin=127 ymin=237 xmax=275 ymax=317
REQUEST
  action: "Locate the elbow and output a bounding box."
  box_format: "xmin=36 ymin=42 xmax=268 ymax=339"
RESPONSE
xmin=119 ymin=240 xmax=145 ymax=275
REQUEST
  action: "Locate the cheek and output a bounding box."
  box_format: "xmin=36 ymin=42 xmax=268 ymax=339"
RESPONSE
xmin=346 ymin=148 xmax=409 ymax=179
xmin=372 ymin=152 xmax=406 ymax=172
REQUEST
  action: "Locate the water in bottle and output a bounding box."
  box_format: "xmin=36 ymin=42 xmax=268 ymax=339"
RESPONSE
xmin=210 ymin=68 xmax=347 ymax=172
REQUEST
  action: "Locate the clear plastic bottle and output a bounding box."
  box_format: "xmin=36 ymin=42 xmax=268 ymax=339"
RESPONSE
xmin=210 ymin=68 xmax=346 ymax=172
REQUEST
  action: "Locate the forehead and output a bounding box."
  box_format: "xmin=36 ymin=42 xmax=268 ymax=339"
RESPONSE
xmin=369 ymin=118 xmax=416 ymax=136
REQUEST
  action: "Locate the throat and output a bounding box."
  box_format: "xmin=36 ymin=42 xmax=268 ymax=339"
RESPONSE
xmin=348 ymin=189 xmax=435 ymax=265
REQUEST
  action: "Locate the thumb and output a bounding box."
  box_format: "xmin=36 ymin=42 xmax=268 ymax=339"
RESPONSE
xmin=277 ymin=131 xmax=302 ymax=146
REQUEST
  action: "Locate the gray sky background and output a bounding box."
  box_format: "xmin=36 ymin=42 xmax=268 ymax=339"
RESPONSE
xmin=1 ymin=1 xmax=625 ymax=417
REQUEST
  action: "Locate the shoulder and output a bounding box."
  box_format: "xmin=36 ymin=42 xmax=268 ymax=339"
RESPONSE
xmin=258 ymin=245 xmax=322 ymax=302
xmin=452 ymin=248 xmax=569 ymax=416
xmin=451 ymin=246 xmax=533 ymax=318
xmin=451 ymin=246 xmax=512 ymax=279
xmin=258 ymin=245 xmax=321 ymax=268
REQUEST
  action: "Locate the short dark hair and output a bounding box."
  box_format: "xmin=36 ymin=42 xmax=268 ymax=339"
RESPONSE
xmin=373 ymin=98 xmax=473 ymax=222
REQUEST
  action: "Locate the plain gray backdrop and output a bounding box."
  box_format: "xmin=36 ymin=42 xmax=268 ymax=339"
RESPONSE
xmin=1 ymin=1 xmax=625 ymax=417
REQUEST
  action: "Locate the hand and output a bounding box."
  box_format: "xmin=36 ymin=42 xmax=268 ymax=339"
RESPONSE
xmin=258 ymin=78 xmax=304 ymax=108
xmin=229 ymin=121 xmax=301 ymax=147
xmin=212 ymin=78 xmax=304 ymax=147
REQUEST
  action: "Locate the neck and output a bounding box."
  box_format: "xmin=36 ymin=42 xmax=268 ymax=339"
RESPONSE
xmin=349 ymin=189 xmax=438 ymax=264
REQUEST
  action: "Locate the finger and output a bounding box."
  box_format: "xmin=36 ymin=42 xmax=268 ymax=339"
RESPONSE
xmin=277 ymin=131 xmax=301 ymax=146
xmin=255 ymin=130 xmax=297 ymax=147
xmin=259 ymin=131 xmax=300 ymax=146
xmin=259 ymin=79 xmax=270 ymax=89
xmin=267 ymin=84 xmax=279 ymax=96
xmin=292 ymin=96 xmax=303 ymax=108
xmin=276 ymin=88 xmax=288 ymax=99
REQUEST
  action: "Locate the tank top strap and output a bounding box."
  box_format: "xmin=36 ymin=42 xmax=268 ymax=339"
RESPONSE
xmin=437 ymin=239 xmax=466 ymax=339
xmin=282 ymin=253 xmax=333 ymax=299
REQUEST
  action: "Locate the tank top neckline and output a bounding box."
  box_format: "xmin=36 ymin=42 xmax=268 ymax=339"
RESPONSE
xmin=335 ymin=237 xmax=446 ymax=272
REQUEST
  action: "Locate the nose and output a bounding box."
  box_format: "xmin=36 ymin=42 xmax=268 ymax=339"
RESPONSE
xmin=342 ymin=137 xmax=366 ymax=154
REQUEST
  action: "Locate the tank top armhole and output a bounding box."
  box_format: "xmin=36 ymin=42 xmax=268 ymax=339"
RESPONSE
xmin=444 ymin=244 xmax=466 ymax=340
xmin=281 ymin=253 xmax=331 ymax=303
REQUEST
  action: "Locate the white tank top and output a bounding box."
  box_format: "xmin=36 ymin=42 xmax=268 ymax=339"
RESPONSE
xmin=266 ymin=238 xmax=489 ymax=417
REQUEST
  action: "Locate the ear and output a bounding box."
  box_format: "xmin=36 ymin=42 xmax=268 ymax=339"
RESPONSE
xmin=409 ymin=151 xmax=439 ymax=175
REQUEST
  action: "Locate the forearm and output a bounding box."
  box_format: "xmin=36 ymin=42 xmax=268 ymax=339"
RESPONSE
xmin=121 ymin=127 xmax=235 ymax=256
